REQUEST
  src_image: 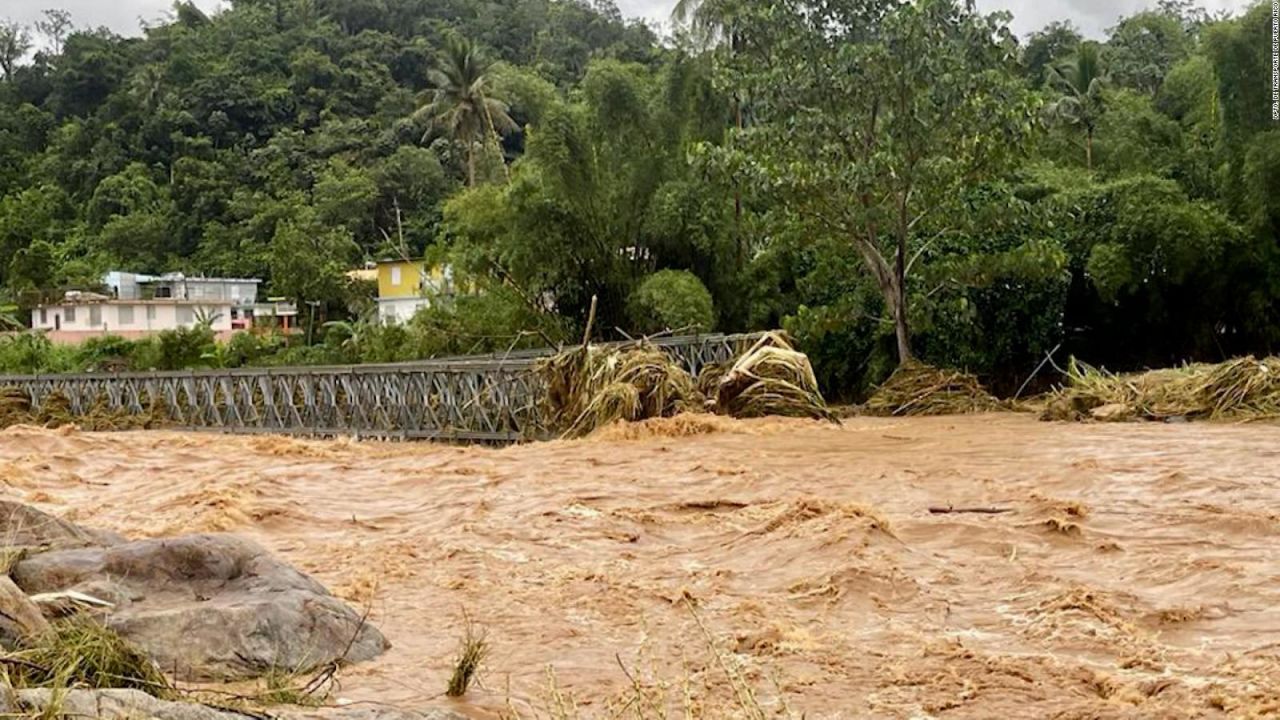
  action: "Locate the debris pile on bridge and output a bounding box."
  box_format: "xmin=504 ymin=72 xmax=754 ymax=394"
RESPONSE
xmin=539 ymin=332 xmax=834 ymax=437
xmin=1040 ymin=356 xmax=1280 ymax=422
xmin=0 ymin=387 xmax=167 ymax=431
xmin=539 ymin=343 xmax=703 ymax=438
xmin=707 ymin=332 xmax=836 ymax=421
xmin=0 ymin=386 xmax=31 ymax=427
xmin=1 ymin=332 xmax=823 ymax=441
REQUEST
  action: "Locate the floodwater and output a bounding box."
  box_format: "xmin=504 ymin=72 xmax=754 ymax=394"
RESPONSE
xmin=1 ymin=413 xmax=1278 ymax=718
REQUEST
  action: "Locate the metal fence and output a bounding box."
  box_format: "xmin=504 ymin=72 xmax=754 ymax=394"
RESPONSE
xmin=0 ymin=332 xmax=766 ymax=443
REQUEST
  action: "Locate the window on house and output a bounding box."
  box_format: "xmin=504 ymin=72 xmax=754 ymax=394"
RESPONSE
xmin=65 ymin=307 xmax=76 ymax=323
xmin=177 ymin=306 xmax=193 ymax=325
xmin=390 ymin=266 xmax=402 ymax=286
xmin=118 ymin=305 xmax=134 ymax=325
xmin=89 ymin=306 xmax=102 ymax=327
xmin=155 ymin=286 xmax=172 ymax=298
xmin=146 ymin=305 xmax=156 ymax=321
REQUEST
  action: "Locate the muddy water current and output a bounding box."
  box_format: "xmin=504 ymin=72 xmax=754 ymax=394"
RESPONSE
xmin=1 ymin=413 xmax=1278 ymax=718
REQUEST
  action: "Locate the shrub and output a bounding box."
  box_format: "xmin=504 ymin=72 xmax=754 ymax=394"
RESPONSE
xmin=627 ymin=270 xmax=716 ymax=335
xmin=73 ymin=335 xmax=138 ymax=372
xmin=129 ymin=326 xmax=216 ymax=371
xmin=400 ymin=286 xmax=570 ymax=359
xmin=223 ymin=330 xmax=288 ymax=368
xmin=7 ymin=616 xmax=173 ymax=697
xmin=0 ymin=333 xmax=76 ymax=374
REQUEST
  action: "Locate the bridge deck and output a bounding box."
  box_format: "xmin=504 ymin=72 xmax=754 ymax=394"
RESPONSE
xmin=0 ymin=332 xmax=764 ymax=443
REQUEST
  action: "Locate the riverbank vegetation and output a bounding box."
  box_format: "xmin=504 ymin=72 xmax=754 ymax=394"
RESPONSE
xmin=1 ymin=0 xmax=1277 ymax=399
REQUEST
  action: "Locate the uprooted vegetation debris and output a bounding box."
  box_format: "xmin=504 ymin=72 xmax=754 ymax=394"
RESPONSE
xmin=709 ymin=333 xmax=836 ymax=422
xmin=1040 ymin=356 xmax=1280 ymax=422
xmin=1 ymin=615 xmax=174 ymax=697
xmin=516 ymin=599 xmax=796 ymax=720
xmin=538 ymin=343 xmax=704 ymax=438
xmin=862 ymin=363 xmax=1003 ymax=417
xmin=0 ymin=387 xmax=170 ymax=432
xmin=445 ymin=613 xmax=489 ymax=698
xmin=537 ymin=332 xmax=835 ymax=437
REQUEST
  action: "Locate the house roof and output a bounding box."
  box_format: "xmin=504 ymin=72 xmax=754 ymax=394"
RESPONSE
xmin=37 ymin=298 xmax=236 ymax=308
xmin=149 ymin=273 xmax=262 ymax=284
xmin=105 ymin=271 xmax=263 ymax=284
xmin=345 ymin=268 xmax=378 ymax=282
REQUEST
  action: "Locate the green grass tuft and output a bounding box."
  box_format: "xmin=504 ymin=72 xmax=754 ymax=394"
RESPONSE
xmin=445 ymin=614 xmax=489 ymax=698
xmin=1 ymin=616 xmax=173 ymax=698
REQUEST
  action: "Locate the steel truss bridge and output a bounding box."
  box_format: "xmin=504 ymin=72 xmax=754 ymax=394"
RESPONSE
xmin=0 ymin=333 xmax=764 ymax=443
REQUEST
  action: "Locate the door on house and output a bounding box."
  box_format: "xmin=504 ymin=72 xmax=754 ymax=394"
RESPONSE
xmin=54 ymin=314 xmax=61 ymax=330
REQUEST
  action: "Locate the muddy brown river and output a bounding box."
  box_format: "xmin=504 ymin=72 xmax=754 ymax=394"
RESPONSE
xmin=1 ymin=413 xmax=1277 ymax=718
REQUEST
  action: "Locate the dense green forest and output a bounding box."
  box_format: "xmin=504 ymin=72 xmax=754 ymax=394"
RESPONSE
xmin=0 ymin=0 xmax=1277 ymax=397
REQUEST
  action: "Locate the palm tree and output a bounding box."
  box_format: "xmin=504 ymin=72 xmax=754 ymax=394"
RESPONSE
xmin=671 ymin=0 xmax=747 ymax=266
xmin=192 ymin=306 xmax=224 ymax=330
xmin=415 ymin=35 xmax=515 ymax=187
xmin=1046 ymin=43 xmax=1107 ymax=171
xmin=129 ymin=64 xmax=166 ymax=113
xmin=0 ymin=308 xmax=22 ymax=332
xmin=670 ymin=0 xmax=735 ymax=52
xmin=0 ymin=20 xmax=32 ymax=83
xmin=321 ymin=317 xmax=371 ymax=358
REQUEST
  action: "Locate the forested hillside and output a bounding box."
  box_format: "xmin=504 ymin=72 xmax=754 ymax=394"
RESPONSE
xmin=0 ymin=0 xmax=1277 ymax=397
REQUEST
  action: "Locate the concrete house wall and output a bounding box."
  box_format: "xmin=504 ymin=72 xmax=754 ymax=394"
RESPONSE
xmin=31 ymin=301 xmax=235 ymax=344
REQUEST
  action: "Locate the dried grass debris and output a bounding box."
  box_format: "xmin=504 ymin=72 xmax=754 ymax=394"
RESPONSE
xmin=709 ymin=333 xmax=835 ymax=422
xmin=1040 ymin=356 xmax=1280 ymax=422
xmin=863 ymin=363 xmax=1001 ymax=417
xmin=537 ymin=343 xmax=704 ymax=438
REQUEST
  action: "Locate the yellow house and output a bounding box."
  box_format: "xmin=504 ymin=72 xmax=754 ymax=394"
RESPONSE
xmin=374 ymin=259 xmax=453 ymax=323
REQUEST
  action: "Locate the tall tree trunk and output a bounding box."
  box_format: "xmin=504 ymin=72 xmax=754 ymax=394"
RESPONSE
xmin=466 ymin=143 xmax=476 ymax=187
xmin=853 ymin=231 xmax=913 ymax=367
xmin=482 ymin=100 xmax=511 ymax=183
xmin=890 ymin=277 xmax=911 ymax=365
xmin=892 ymin=228 xmax=912 ymax=365
xmin=732 ymin=94 xmax=743 ymax=269
xmin=892 ymin=189 xmax=914 ymax=365
xmin=1085 ymin=128 xmax=1093 ymax=171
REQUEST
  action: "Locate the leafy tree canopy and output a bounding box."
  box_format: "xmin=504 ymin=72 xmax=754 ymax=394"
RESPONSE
xmin=0 ymin=0 xmax=1276 ymax=399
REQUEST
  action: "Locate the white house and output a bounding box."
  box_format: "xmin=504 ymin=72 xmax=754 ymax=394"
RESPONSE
xmin=30 ymin=270 xmax=303 ymax=343
xmin=103 ymin=272 xmax=273 ymax=330
xmin=32 ymin=291 xmax=234 ymax=343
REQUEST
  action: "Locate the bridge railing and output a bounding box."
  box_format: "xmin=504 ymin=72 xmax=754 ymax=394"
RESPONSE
xmin=0 ymin=332 xmax=767 ymax=443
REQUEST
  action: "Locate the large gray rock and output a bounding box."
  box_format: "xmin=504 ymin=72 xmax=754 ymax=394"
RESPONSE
xmin=0 ymin=575 xmax=50 ymax=648
xmin=3 ymin=690 xmax=466 ymax=720
xmin=6 ymin=689 xmax=251 ymax=720
xmin=0 ymin=500 xmax=123 ymax=552
xmin=286 ymin=707 xmax=469 ymax=720
xmin=11 ymin=533 xmax=389 ymax=680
